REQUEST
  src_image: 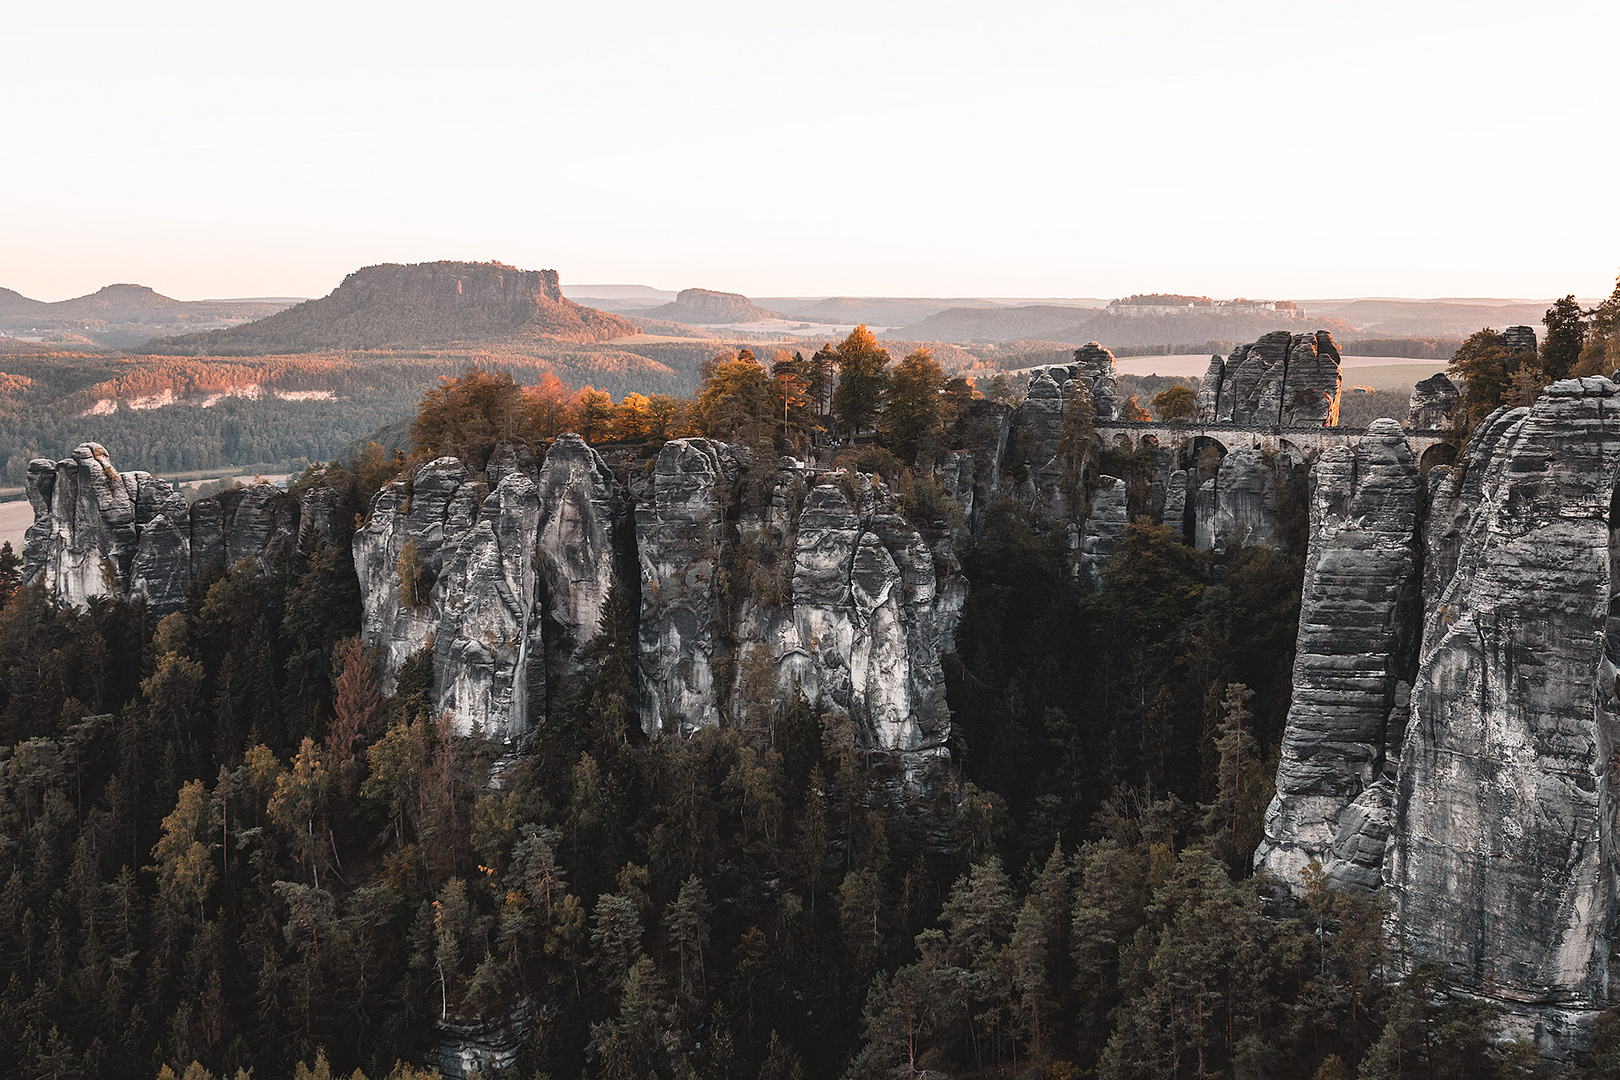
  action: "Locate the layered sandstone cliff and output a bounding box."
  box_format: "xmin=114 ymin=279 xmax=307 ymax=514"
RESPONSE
xmin=1260 ymin=377 xmax=1620 ymax=1056
xmin=20 ymin=442 xmax=307 ymax=614
xmin=1200 ymin=329 xmax=1343 ymax=426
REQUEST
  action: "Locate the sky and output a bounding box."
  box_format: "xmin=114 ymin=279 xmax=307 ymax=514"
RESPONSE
xmin=5 ymin=0 xmax=1618 ymax=303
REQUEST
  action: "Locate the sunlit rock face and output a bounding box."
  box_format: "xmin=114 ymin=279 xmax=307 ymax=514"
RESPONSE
xmin=1200 ymin=329 xmax=1342 ymax=426
xmin=1254 ymin=420 xmax=1423 ymax=892
xmin=21 ymin=442 xmax=298 ymax=615
xmin=354 ymin=451 xmax=547 ymax=745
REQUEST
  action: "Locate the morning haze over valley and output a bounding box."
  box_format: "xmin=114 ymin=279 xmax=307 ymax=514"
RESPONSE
xmin=6 ymin=3 xmax=1620 ymax=1080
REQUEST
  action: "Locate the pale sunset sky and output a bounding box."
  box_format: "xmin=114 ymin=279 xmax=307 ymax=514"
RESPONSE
xmin=4 ymin=0 xmax=1617 ymax=302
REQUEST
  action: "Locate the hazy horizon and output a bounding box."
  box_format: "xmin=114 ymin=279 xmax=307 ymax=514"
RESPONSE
xmin=6 ymin=1 xmax=1618 ymax=303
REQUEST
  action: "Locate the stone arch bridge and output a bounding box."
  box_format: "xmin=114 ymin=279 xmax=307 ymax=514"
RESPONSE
xmin=1095 ymin=419 xmax=1455 ymax=470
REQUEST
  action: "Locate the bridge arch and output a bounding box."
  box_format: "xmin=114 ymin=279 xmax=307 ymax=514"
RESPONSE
xmin=1419 ymin=442 xmax=1458 ymax=474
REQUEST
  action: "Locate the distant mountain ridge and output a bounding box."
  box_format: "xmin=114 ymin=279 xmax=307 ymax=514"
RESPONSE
xmin=0 ymin=284 xmax=292 ymax=348
xmin=148 ymin=261 xmax=637 ymax=354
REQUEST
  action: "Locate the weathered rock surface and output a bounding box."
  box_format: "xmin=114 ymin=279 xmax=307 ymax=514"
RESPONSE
xmin=534 ymin=434 xmax=629 ymax=681
xmin=1386 ymin=377 xmax=1620 ymax=1053
xmin=1254 ymin=419 xmax=1423 ymax=890
xmin=1406 ymin=372 xmax=1459 ymax=431
xmin=634 ymin=439 xmax=958 ymax=774
xmin=1073 ymin=341 xmax=1120 ymax=421
xmin=635 ymin=438 xmax=746 ymax=735
xmin=1501 ymin=323 xmax=1538 ymax=355
xmin=1201 ymin=330 xmax=1343 ymax=426
xmin=1194 ymin=448 xmax=1280 ymax=551
xmin=20 ymin=442 xmax=300 ymax=615
xmin=1079 ymin=476 xmax=1128 ymax=588
xmin=1007 ymin=372 xmax=1068 ymax=521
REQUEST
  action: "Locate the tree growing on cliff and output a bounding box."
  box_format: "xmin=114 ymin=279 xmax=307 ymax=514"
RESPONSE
xmin=1541 ymin=294 xmax=1587 ymax=382
xmin=1151 ymin=385 xmax=1198 ymax=423
xmin=881 ymin=348 xmax=946 ymax=464
xmin=831 ymin=326 xmax=891 ymax=438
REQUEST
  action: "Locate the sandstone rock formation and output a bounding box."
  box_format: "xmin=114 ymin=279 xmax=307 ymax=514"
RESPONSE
xmin=1386 ymin=377 xmax=1620 ymax=1053
xmin=1254 ymin=420 xmax=1423 ymax=891
xmin=1405 ymin=372 xmax=1459 ymax=431
xmin=1200 ymin=330 xmax=1343 ymax=426
xmin=634 ymin=439 xmax=958 ymax=775
xmin=1257 ymin=377 xmax=1620 ymax=1056
xmin=1072 ymin=341 xmax=1120 ymax=421
xmin=1194 ymin=448 xmax=1282 ymax=551
xmin=635 ymin=438 xmax=748 ymax=735
xmin=1501 ymin=323 xmax=1538 ymax=355
xmin=21 ymin=442 xmax=300 ymax=615
xmin=646 ymin=287 xmax=781 ymax=325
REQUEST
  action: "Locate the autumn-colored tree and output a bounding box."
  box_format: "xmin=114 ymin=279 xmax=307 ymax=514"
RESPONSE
xmin=1151 ymin=385 xmax=1198 ymax=422
xmin=411 ymin=369 xmax=524 ymax=459
xmin=326 ymin=639 xmax=384 ymax=798
xmin=832 ymin=326 xmax=891 ymax=438
xmin=521 ymin=371 xmax=580 ymax=439
xmin=576 ymin=387 xmax=616 ymax=443
xmin=695 ymin=349 xmax=772 ymax=437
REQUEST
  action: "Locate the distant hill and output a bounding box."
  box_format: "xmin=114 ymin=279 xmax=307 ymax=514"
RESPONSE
xmin=764 ymin=297 xmax=999 ymax=326
xmin=646 ymin=288 xmax=781 ymax=324
xmin=0 ymin=284 xmax=293 ymax=348
xmin=1301 ymin=298 xmax=1561 ymax=337
xmin=148 ymin=261 xmax=637 ymax=354
xmin=891 ymin=304 xmax=1112 ymax=343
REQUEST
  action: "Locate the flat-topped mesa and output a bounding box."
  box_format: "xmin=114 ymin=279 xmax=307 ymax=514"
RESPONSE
xmin=20 ymin=442 xmax=307 ymax=614
xmin=1199 ymin=329 xmax=1343 ymax=426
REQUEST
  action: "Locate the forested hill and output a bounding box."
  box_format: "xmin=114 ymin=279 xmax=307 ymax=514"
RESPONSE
xmin=148 ymin=262 xmax=637 ymax=355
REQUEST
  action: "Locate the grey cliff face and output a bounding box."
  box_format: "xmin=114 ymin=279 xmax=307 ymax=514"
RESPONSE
xmin=1194 ymin=448 xmax=1282 ymax=551
xmin=534 ymin=434 xmax=629 ymax=681
xmin=1254 ymin=419 xmax=1423 ymax=891
xmin=1386 ymin=378 xmax=1620 ymax=1050
xmin=21 ymin=442 xmax=298 ymax=615
xmin=1078 ymin=476 xmax=1128 ymax=588
xmin=1007 ymin=373 xmax=1068 ymax=522
xmin=1256 ymin=377 xmax=1620 ymax=1056
xmin=1406 ymin=372 xmax=1459 ymax=431
xmin=1073 ymin=341 xmax=1120 ymax=422
xmin=635 ymin=438 xmax=745 ymax=736
xmin=1202 ymin=330 xmax=1343 ymax=426
xmin=633 ymin=439 xmax=958 ymax=774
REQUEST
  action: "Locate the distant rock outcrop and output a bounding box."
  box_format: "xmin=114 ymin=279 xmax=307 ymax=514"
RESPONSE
xmin=1405 ymin=372 xmax=1459 ymax=431
xmin=646 ymin=288 xmax=781 ymax=325
xmin=20 ymin=443 xmax=301 ymax=614
xmin=149 ymin=261 xmax=635 ymax=354
xmin=1199 ymin=330 xmax=1343 ymax=426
